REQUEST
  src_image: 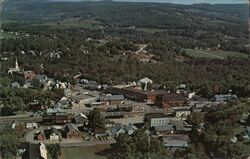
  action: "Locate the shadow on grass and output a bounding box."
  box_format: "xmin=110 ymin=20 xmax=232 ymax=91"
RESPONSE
xmin=95 ymin=144 xmax=122 ymax=159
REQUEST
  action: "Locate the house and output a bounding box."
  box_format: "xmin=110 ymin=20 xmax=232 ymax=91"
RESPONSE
xmin=172 ymin=107 xmax=191 ymax=118
xmin=110 ymin=124 xmax=137 ymax=137
xmin=26 ymin=123 xmax=39 ymax=129
xmin=55 ymin=81 xmax=69 ymax=89
xmin=138 ymin=77 xmax=153 ymax=90
xmin=45 ymin=128 xmax=61 ymax=140
xmin=162 ymin=135 xmax=189 ymax=150
xmin=124 ymin=124 xmax=138 ymax=135
xmin=64 ymin=123 xmax=81 ymax=139
xmin=99 ymin=95 xmax=125 ymax=105
xmin=43 ymin=78 xmax=55 ymax=90
xmin=17 ymin=142 xmax=48 ymax=159
xmin=55 ymin=98 xmax=72 ymax=109
xmin=110 ymin=125 xmax=126 ymax=137
xmin=73 ymin=113 xmax=88 ymax=125
xmin=24 ymin=71 xmax=36 ymax=81
xmin=11 ymin=82 xmax=21 ymax=88
xmin=84 ymin=81 xmax=102 ymax=90
xmin=155 ymin=93 xmax=187 ymax=111
xmin=213 ymin=94 xmax=237 ymax=103
xmin=154 ymin=124 xmax=176 ymax=136
xmin=170 ymin=120 xmax=192 ymax=134
xmin=145 ymin=113 xmax=170 ymax=127
xmin=36 ymin=74 xmax=47 ymax=83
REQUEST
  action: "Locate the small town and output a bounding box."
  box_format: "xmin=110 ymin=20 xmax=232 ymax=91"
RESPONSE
xmin=1 ymin=0 xmax=250 ymax=159
xmin=1 ymin=58 xmax=250 ymax=159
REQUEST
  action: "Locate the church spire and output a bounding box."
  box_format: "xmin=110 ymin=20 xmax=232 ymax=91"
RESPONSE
xmin=15 ymin=58 xmax=19 ymax=70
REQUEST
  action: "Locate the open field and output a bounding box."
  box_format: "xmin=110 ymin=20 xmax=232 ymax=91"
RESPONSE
xmin=57 ymin=145 xmax=111 ymax=159
xmin=0 ymin=31 xmax=17 ymax=39
xmin=185 ymin=49 xmax=249 ymax=59
xmin=32 ymin=18 xmax=103 ymax=30
xmin=135 ymin=28 xmax=167 ymax=33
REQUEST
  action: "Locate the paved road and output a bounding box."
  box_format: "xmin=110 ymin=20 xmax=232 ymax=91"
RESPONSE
xmin=0 ymin=115 xmax=42 ymax=124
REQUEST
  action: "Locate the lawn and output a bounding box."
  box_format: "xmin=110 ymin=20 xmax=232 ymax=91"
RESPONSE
xmin=49 ymin=144 xmax=111 ymax=159
xmin=184 ymin=49 xmax=249 ymax=59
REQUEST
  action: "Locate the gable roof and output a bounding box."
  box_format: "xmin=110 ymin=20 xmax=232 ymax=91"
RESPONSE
xmin=124 ymin=125 xmax=137 ymax=132
xmin=66 ymin=123 xmax=80 ymax=132
xmin=138 ymin=77 xmax=153 ymax=84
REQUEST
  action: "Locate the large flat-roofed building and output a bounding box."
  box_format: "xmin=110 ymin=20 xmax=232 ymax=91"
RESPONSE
xmin=99 ymin=95 xmax=125 ymax=105
xmin=145 ymin=113 xmax=170 ymax=127
xmin=156 ymin=93 xmax=187 ymax=111
xmin=106 ymin=86 xmax=166 ymax=104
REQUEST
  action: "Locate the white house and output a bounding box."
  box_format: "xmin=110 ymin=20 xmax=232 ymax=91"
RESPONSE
xmin=49 ymin=133 xmax=60 ymax=140
xmin=138 ymin=77 xmax=153 ymax=90
xmin=146 ymin=113 xmax=170 ymax=127
xmin=26 ymin=123 xmax=39 ymax=129
xmin=172 ymin=107 xmax=191 ymax=118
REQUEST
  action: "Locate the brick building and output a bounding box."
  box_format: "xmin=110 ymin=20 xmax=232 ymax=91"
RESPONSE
xmin=106 ymin=87 xmax=166 ymax=104
xmin=156 ymin=93 xmax=187 ymax=111
xmin=42 ymin=113 xmax=74 ymax=125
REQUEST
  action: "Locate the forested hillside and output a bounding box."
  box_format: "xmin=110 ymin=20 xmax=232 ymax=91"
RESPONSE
xmin=0 ymin=0 xmax=250 ymax=97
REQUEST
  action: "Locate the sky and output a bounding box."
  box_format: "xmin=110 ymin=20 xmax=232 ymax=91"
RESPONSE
xmin=49 ymin=0 xmax=248 ymax=4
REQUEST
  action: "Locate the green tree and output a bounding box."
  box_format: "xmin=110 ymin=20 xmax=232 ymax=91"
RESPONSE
xmin=47 ymin=143 xmax=62 ymax=159
xmin=88 ymin=109 xmax=105 ymax=130
xmin=187 ymin=112 xmax=204 ymax=128
xmin=0 ymin=127 xmax=19 ymax=158
xmin=114 ymin=129 xmax=170 ymax=159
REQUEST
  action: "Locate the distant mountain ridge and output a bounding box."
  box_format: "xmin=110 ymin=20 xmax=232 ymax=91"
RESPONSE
xmin=47 ymin=0 xmax=247 ymax=4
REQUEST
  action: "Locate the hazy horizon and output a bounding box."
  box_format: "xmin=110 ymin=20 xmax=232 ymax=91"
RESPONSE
xmin=49 ymin=0 xmax=248 ymax=4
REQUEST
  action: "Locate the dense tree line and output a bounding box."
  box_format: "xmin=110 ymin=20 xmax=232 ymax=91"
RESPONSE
xmin=187 ymin=100 xmax=250 ymax=158
xmin=0 ymin=1 xmax=250 ymax=100
xmin=0 ymin=86 xmax=64 ymax=116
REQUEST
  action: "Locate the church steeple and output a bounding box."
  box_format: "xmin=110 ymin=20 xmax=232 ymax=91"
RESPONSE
xmin=15 ymin=58 xmax=19 ymax=70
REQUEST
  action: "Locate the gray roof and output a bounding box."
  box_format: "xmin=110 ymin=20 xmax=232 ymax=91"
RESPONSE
xmin=36 ymin=74 xmax=47 ymax=82
xmin=155 ymin=124 xmax=175 ymax=132
xmin=66 ymin=123 xmax=79 ymax=132
xmin=214 ymin=94 xmax=237 ymax=102
xmin=162 ymin=135 xmax=189 ymax=148
xmin=100 ymin=95 xmax=124 ymax=101
xmin=11 ymin=82 xmax=20 ymax=88
xmin=124 ymin=125 xmax=137 ymax=132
